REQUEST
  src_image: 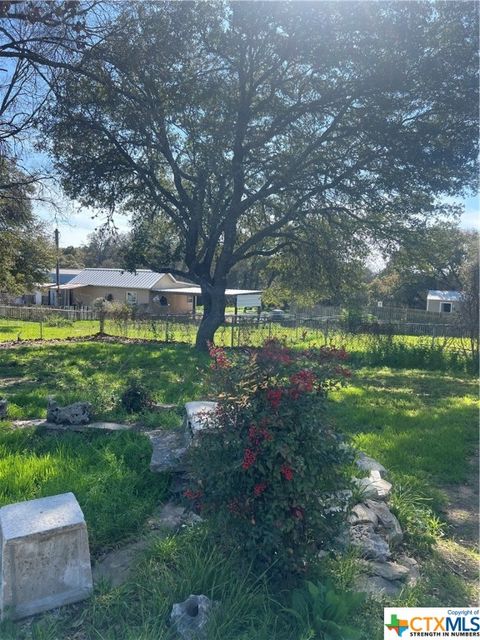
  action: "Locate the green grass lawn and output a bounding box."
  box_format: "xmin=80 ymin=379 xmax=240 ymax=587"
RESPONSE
xmin=0 ymin=341 xmax=477 ymax=639
xmin=329 ymin=367 xmax=478 ymax=485
xmin=0 ymin=341 xmax=210 ymax=426
xmin=0 ymin=428 xmax=169 ymax=553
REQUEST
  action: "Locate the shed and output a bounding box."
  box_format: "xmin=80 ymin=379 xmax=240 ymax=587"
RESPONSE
xmin=426 ymin=290 xmax=463 ymax=314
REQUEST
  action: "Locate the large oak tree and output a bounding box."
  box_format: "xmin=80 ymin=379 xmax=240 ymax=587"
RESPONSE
xmin=46 ymin=1 xmax=478 ymax=349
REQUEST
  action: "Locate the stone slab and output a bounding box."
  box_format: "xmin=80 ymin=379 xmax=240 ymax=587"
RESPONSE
xmin=149 ymin=430 xmax=189 ymax=473
xmin=0 ymin=492 xmax=93 ymax=620
xmin=354 ymin=574 xmax=402 ymax=598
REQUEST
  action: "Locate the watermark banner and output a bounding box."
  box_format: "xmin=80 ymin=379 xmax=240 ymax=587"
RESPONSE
xmin=384 ymin=608 xmax=480 ymax=639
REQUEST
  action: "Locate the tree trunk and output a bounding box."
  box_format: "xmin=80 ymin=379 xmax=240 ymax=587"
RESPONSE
xmin=195 ymin=283 xmax=226 ymax=351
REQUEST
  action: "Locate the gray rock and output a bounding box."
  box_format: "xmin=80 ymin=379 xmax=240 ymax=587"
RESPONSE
xmin=0 ymin=492 xmax=92 ymax=620
xmin=170 ymin=594 xmax=216 ymax=640
xmin=147 ymin=503 xmax=187 ymax=531
xmin=354 ymin=471 xmax=392 ymax=501
xmin=365 ymin=499 xmax=403 ymax=545
xmin=0 ymin=398 xmax=7 ymax=419
xmin=356 ymin=452 xmax=388 ymax=478
xmin=359 ymin=560 xmax=409 ymax=581
xmin=349 ymin=524 xmax=391 ymax=561
xmin=397 ymin=554 xmax=420 ymax=584
xmin=348 ymin=503 xmax=379 ymax=527
xmin=93 ymin=539 xmax=149 ymax=588
xmin=354 ymin=574 xmax=402 ymax=598
xmin=47 ymin=397 xmax=92 ymax=425
xmin=149 ymin=430 xmax=189 ymax=473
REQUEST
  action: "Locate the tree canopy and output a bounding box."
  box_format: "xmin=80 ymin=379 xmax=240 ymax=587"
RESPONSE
xmin=0 ymin=159 xmax=54 ymax=297
xmin=45 ymin=1 xmax=479 ymax=348
xmin=369 ymin=225 xmax=478 ymax=307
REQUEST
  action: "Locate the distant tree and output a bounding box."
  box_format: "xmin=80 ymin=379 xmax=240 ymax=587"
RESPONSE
xmin=82 ymin=228 xmax=129 ymax=268
xmin=59 ymin=245 xmax=86 ymax=269
xmin=369 ymin=225 xmax=476 ymax=307
xmin=0 ymin=159 xmax=54 ymax=296
xmin=47 ymin=1 xmax=478 ymax=349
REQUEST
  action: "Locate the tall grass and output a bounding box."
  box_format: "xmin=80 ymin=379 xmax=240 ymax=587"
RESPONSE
xmin=0 ymin=427 xmax=169 ymax=551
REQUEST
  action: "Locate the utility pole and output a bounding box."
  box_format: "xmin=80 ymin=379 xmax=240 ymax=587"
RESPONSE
xmin=54 ymin=228 xmax=60 ymax=306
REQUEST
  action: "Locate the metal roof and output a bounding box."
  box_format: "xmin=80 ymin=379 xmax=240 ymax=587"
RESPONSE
xmin=153 ymin=287 xmax=262 ymax=296
xmin=66 ymin=268 xmax=167 ymax=290
xmin=47 ymin=283 xmax=87 ymax=290
xmin=427 ymin=290 xmax=463 ymax=302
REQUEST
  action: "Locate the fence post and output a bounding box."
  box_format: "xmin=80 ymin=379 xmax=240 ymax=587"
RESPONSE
xmin=39 ymin=321 xmax=43 ymax=340
xmin=325 ymin=318 xmax=329 ymax=345
xmin=231 ymin=315 xmax=235 ymax=348
xmin=431 ymin=324 xmax=436 ymax=348
xmin=165 ymin=315 xmax=169 ymax=342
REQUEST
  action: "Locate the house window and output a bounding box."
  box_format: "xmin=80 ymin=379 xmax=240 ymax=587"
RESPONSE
xmin=441 ymin=302 xmax=452 ymax=313
xmin=187 ymin=296 xmax=193 ymax=303
xmin=126 ymin=291 xmax=138 ymax=305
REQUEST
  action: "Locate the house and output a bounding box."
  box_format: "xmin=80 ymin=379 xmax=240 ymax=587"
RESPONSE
xmin=14 ymin=269 xmax=82 ymax=306
xmin=426 ymin=290 xmax=463 ymax=314
xmin=50 ymin=268 xmax=262 ymax=314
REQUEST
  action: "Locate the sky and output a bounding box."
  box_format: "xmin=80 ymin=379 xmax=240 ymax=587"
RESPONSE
xmin=37 ymin=193 xmax=479 ymax=249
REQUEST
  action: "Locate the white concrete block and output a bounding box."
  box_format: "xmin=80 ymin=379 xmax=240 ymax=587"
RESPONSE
xmin=0 ymin=492 xmax=93 ymax=620
xmin=184 ymin=401 xmax=219 ymax=439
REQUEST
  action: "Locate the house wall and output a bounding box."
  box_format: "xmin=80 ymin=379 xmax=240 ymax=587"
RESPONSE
xmin=426 ymin=299 xmax=462 ymax=313
xmin=70 ymin=286 xmax=193 ymax=314
xmin=71 ymin=286 xmax=151 ymax=307
xmin=150 ymin=293 xmax=193 ymax=314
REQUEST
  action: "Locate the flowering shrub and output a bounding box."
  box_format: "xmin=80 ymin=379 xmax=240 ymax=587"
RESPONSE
xmin=186 ymin=339 xmax=354 ymax=575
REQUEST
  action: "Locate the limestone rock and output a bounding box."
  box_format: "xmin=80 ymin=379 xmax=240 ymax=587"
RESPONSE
xmin=354 ymin=574 xmax=402 ymax=598
xmin=93 ymin=539 xmax=148 ymax=588
xmin=148 ymin=503 xmax=187 ymax=531
xmin=170 ymin=594 xmax=216 ymax=640
xmin=360 ymin=560 xmax=409 ymax=581
xmin=47 ymin=397 xmax=92 ymax=425
xmin=184 ymin=401 xmax=219 ymax=441
xmin=349 ymin=524 xmax=391 ymax=561
xmin=348 ymin=503 xmax=379 ymax=527
xmin=0 ymin=398 xmax=7 ymax=419
xmin=149 ymin=430 xmax=189 ymax=473
xmin=354 ymin=471 xmax=392 ymax=501
xmin=365 ymin=499 xmax=403 ymax=545
xmin=397 ymin=554 xmax=420 ymax=584
xmin=0 ymin=492 xmax=92 ymax=620
xmin=356 ymin=453 xmax=387 ymax=478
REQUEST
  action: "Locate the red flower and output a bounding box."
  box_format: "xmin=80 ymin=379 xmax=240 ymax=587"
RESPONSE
xmin=207 ymin=341 xmax=231 ymax=369
xmin=242 ymin=448 xmax=257 ymax=470
xmin=290 ymin=369 xmax=316 ymax=393
xmin=266 ymin=388 xmax=283 ymax=410
xmin=248 ymin=425 xmax=273 ymax=445
xmin=280 ymin=464 xmax=294 ymax=481
xmin=253 ymin=482 xmax=267 ymax=497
